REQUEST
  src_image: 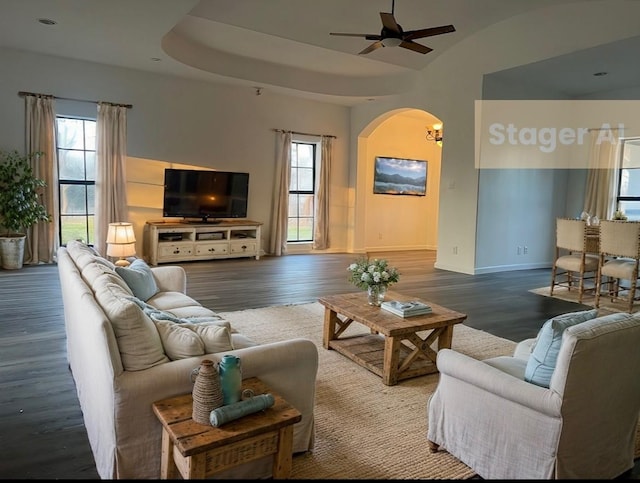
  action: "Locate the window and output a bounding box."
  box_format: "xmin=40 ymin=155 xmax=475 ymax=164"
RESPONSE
xmin=288 ymin=141 xmax=316 ymax=242
xmin=56 ymin=117 xmax=96 ymax=245
xmin=616 ymin=138 xmax=640 ymax=221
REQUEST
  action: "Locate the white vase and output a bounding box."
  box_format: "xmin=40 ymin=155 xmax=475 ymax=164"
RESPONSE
xmin=367 ymin=285 xmax=387 ymax=306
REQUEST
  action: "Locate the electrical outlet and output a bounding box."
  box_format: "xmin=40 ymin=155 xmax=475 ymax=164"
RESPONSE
xmin=517 ymin=246 xmax=522 ymax=255
xmin=453 ymin=246 xmax=458 ymax=255
xmin=523 ymin=246 xmax=528 ymax=255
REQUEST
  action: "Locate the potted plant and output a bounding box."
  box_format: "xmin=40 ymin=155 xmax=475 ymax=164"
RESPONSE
xmin=0 ymin=150 xmax=52 ymax=269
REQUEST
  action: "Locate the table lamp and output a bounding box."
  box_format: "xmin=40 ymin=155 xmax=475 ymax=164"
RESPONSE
xmin=106 ymin=222 xmax=136 ymax=267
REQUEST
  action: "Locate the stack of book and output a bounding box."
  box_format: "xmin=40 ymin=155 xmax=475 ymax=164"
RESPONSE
xmin=381 ymin=300 xmax=432 ymax=317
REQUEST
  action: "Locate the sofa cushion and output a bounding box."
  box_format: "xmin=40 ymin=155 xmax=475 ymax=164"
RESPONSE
xmin=82 ymin=261 xmax=132 ymax=294
xmin=154 ymin=320 xmax=234 ymax=360
xmin=93 ymin=280 xmax=168 ymax=371
xmin=115 ymin=259 xmax=159 ymax=302
xmin=163 ymin=305 xmax=221 ymax=319
xmin=146 ymin=290 xmax=204 ymax=311
xmin=127 ymin=295 xmax=224 ymax=323
xmin=524 ymin=309 xmax=598 ymax=387
xmin=66 ymin=240 xmax=116 ymax=270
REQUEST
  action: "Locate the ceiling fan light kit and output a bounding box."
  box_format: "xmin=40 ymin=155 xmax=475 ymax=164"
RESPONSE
xmin=330 ymin=0 xmax=455 ymax=55
xmin=381 ymin=37 xmax=402 ymax=48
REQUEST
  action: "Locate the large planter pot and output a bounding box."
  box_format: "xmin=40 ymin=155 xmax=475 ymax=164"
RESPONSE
xmin=0 ymin=234 xmax=26 ymax=269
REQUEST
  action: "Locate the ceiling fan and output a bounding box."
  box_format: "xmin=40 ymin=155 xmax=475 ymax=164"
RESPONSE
xmin=329 ymin=0 xmax=455 ymax=55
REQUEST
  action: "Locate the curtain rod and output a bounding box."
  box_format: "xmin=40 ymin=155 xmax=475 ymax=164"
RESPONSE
xmin=18 ymin=91 xmax=133 ymax=109
xmin=272 ymin=128 xmax=336 ymax=139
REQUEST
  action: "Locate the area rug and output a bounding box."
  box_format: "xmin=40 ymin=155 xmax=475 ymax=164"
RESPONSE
xmin=219 ymin=301 xmax=640 ymax=479
xmin=529 ymin=286 xmax=637 ymax=314
xmin=217 ymin=302 xmax=514 ymax=479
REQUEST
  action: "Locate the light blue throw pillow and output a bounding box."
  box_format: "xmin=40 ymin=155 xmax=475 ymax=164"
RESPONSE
xmin=524 ymin=309 xmax=598 ymax=388
xmin=115 ymin=259 xmax=159 ymax=302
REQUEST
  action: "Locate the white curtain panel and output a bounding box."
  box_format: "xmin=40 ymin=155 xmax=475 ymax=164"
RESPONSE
xmin=583 ymin=128 xmax=621 ymax=220
xmin=313 ymin=136 xmax=332 ymax=250
xmin=269 ymin=131 xmax=291 ymax=256
xmin=25 ymin=94 xmax=59 ymax=264
xmin=94 ymin=103 xmax=129 ymax=256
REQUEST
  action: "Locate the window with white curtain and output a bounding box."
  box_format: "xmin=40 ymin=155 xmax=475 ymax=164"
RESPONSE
xmin=55 ymin=117 xmax=97 ymax=245
xmin=616 ymin=138 xmax=640 ymax=220
xmin=288 ymin=141 xmax=317 ymax=242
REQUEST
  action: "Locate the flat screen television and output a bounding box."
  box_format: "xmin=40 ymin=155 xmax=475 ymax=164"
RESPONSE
xmin=162 ymin=168 xmax=249 ymax=222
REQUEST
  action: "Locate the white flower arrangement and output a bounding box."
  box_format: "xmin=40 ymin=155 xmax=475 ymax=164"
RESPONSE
xmin=347 ymin=257 xmax=400 ymax=290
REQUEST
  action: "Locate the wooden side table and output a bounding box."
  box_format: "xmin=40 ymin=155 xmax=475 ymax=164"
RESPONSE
xmin=152 ymin=377 xmax=301 ymax=479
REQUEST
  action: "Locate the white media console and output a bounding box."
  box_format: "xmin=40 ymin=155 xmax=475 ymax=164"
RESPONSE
xmin=145 ymin=220 xmax=262 ymax=266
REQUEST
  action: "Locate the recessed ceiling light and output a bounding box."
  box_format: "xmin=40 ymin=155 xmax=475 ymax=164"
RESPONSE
xmin=593 ymin=71 xmax=608 ymax=77
xmin=37 ymin=18 xmax=57 ymax=26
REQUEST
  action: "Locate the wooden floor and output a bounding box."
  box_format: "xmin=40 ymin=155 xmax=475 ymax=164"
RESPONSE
xmin=0 ymin=249 xmax=637 ymax=478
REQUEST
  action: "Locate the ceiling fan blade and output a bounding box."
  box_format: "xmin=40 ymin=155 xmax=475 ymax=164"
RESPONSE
xmin=330 ymin=32 xmax=379 ymax=38
xmin=399 ymin=40 xmax=433 ymax=54
xmin=380 ymin=12 xmax=401 ymax=33
xmin=359 ymin=41 xmax=383 ymax=55
xmin=404 ymin=25 xmax=455 ymax=41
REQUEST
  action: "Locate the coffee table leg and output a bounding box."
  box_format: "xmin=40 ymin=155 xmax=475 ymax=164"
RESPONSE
xmin=438 ymin=325 xmax=454 ymax=350
xmin=323 ymin=308 xmax=337 ymax=349
xmin=383 ymin=336 xmax=401 ymax=385
xmin=272 ymin=425 xmax=294 ymax=479
xmin=160 ymin=428 xmax=179 ymax=479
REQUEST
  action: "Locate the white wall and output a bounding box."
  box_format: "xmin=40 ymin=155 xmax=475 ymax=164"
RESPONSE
xmin=0 ymin=47 xmax=351 ymax=256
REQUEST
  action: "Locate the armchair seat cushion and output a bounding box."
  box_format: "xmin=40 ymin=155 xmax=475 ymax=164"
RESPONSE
xmin=483 ymin=355 xmax=527 ymax=379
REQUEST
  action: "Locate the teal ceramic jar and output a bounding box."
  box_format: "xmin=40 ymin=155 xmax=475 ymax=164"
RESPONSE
xmin=219 ymin=354 xmax=242 ymax=405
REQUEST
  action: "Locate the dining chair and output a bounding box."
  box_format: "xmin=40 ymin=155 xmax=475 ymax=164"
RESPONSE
xmin=595 ymin=220 xmax=640 ymax=313
xmin=550 ymin=218 xmax=599 ymax=303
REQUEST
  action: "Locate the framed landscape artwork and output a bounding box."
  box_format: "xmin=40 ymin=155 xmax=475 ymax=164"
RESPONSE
xmin=373 ymin=156 xmax=427 ymax=196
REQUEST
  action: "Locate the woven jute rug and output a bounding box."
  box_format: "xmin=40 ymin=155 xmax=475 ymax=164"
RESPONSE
xmin=219 ymin=301 xmax=588 ymax=479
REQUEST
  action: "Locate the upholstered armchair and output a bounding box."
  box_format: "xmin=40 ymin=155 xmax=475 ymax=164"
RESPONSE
xmin=427 ymin=311 xmax=640 ymax=479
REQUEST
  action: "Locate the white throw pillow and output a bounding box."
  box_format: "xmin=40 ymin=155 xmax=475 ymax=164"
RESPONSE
xmin=93 ymin=282 xmax=168 ymax=371
xmin=154 ymin=320 xmax=234 ymax=360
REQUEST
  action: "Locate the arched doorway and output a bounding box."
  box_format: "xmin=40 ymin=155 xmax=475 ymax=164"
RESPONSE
xmin=352 ymin=108 xmax=443 ymax=255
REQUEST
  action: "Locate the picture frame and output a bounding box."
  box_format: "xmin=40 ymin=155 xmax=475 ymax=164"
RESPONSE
xmin=373 ymin=156 xmax=427 ymax=196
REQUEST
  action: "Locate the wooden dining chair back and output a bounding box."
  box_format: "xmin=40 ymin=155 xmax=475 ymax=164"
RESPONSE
xmin=595 ymin=220 xmax=640 ymax=313
xmin=550 ymin=218 xmax=599 ymax=303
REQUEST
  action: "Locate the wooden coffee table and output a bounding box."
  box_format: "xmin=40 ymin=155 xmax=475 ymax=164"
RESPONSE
xmin=318 ymin=291 xmax=467 ymax=385
xmin=152 ymin=377 xmax=301 ymax=479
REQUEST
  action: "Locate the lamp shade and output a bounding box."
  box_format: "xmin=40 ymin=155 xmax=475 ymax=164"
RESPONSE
xmin=106 ymin=222 xmax=136 ymax=244
xmin=106 ymin=222 xmax=137 ymax=262
xmin=106 ymin=241 xmax=136 ymax=258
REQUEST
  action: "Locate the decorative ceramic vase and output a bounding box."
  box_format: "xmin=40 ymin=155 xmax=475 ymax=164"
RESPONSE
xmin=219 ymin=354 xmax=242 ymax=405
xmin=191 ymin=359 xmax=223 ymax=425
xmin=367 ymin=285 xmax=387 ymax=306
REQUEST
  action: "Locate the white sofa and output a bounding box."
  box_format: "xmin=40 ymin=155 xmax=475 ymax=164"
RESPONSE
xmin=57 ymin=240 xmax=318 ymax=479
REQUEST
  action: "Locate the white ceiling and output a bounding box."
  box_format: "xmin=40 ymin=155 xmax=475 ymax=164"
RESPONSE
xmin=0 ymin=0 xmax=638 ymax=105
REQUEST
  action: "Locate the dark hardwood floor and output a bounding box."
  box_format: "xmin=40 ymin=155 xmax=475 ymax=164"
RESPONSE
xmin=0 ymin=250 xmax=637 ymax=478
